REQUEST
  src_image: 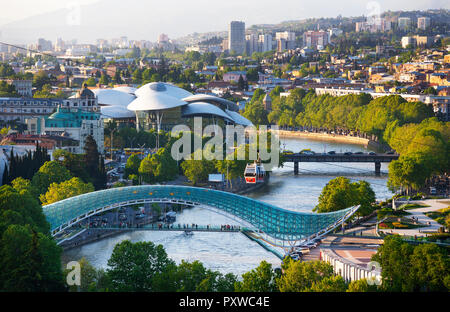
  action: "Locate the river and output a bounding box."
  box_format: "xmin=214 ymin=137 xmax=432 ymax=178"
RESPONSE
xmin=62 ymin=137 xmax=393 ymax=277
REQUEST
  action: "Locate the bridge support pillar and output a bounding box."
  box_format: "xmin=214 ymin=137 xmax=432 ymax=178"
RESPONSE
xmin=375 ymin=162 xmax=381 ymax=176
xmin=294 ymin=162 xmax=299 ymax=175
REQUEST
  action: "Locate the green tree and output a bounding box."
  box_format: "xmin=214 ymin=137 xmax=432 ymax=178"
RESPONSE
xmin=113 ymin=70 xmax=122 ymax=84
xmin=33 ymin=70 xmax=54 ymax=90
xmin=84 ymin=77 xmax=97 ymax=87
xmin=347 ymin=278 xmax=379 ymax=292
xmin=237 ymin=75 xmax=245 ymax=91
xmin=0 ymin=184 xmax=49 ymax=235
xmin=372 ymin=236 xmax=412 ymax=291
xmin=0 ymin=224 xmax=64 ymax=291
xmin=0 ymin=81 xmax=19 ymax=97
xmin=84 ymin=135 xmax=106 ymax=190
xmin=139 ymin=147 xmax=178 ymax=183
xmin=242 ymin=101 xmax=268 ymax=125
xmin=314 ymin=177 xmax=375 ymax=214
xmin=106 ymin=240 xmax=175 ymax=292
xmin=308 ymin=275 xmax=348 ymax=292
xmin=388 ymin=153 xmax=432 ymax=195
xmin=33 ymin=84 xmax=56 ymax=98
xmin=409 ymin=243 xmax=450 ymax=292
xmin=124 ymin=154 xmax=141 ymax=179
xmin=64 ymin=257 xmax=110 ymax=292
xmin=53 ymin=149 xmax=92 ymax=184
xmin=235 ymin=261 xmax=279 ymax=292
xmin=40 ymin=177 xmax=94 ymax=205
xmin=31 ymin=161 xmax=72 ymax=197
xmin=181 ymin=156 xmax=216 ymax=186
xmin=277 ymin=259 xmax=334 ymax=292
xmin=99 ymin=72 xmax=110 ymax=85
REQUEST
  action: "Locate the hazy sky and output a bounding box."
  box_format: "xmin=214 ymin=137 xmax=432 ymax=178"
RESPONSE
xmin=0 ymin=0 xmax=100 ymax=24
xmin=0 ymin=0 xmax=448 ymax=43
xmin=1 ymin=0 xmax=448 ymax=25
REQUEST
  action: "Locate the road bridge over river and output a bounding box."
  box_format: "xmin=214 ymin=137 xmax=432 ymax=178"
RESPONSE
xmin=283 ymin=153 xmax=399 ymax=175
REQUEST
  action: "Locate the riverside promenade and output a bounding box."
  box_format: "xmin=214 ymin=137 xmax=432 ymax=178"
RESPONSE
xmin=384 ymin=199 xmax=449 ymax=237
xmin=275 ymin=130 xmax=383 ymax=150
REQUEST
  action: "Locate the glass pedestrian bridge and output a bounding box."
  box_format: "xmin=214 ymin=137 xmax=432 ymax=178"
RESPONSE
xmin=43 ymin=185 xmax=359 ymax=243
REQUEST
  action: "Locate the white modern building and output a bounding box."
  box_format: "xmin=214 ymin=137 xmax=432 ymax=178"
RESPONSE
xmin=92 ymin=87 xmax=137 ymax=123
xmin=126 ymin=82 xmax=252 ymax=133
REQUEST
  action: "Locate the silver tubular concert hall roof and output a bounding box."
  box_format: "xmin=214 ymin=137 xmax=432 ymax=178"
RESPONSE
xmin=135 ymin=82 xmax=193 ymax=99
xmin=183 ymin=94 xmax=239 ymax=112
xmin=92 ymin=88 xmax=136 ymax=107
xmin=181 ymin=102 xmax=233 ymax=121
xmin=127 ymin=92 xmax=188 ymax=111
xmin=225 ymin=109 xmax=253 ymax=126
xmin=100 ymin=105 xmax=136 ymax=119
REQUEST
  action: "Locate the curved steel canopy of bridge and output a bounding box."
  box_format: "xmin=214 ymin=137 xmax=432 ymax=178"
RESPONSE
xmin=43 ymin=185 xmax=358 ymax=242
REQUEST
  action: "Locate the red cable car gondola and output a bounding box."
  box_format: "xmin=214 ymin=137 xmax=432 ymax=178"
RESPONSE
xmin=244 ymin=161 xmax=266 ymax=184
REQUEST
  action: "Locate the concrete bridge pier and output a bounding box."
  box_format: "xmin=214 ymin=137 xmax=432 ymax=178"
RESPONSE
xmin=375 ymin=161 xmax=381 ymax=176
xmin=294 ymin=161 xmax=299 ymax=175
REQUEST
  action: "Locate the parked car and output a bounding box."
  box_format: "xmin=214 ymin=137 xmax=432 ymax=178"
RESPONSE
xmin=344 ymin=151 xmax=353 ymax=155
xmin=368 ymin=152 xmax=376 ymax=155
xmin=327 ymin=151 xmax=336 ymax=155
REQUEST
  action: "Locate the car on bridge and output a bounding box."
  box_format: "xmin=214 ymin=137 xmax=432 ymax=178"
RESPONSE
xmin=344 ymin=152 xmax=353 ymax=155
xmin=327 ymin=151 xmax=336 ymax=155
xmin=369 ymin=151 xmax=376 ymax=155
xmin=300 ymin=149 xmax=315 ymax=155
xmin=135 ymin=213 xmax=146 ymax=219
xmin=119 ymin=214 xmax=127 ymax=221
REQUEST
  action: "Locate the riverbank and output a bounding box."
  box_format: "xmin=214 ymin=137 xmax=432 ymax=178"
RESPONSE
xmin=60 ymin=228 xmax=131 ymax=251
xmin=274 ymin=130 xmax=384 ymax=151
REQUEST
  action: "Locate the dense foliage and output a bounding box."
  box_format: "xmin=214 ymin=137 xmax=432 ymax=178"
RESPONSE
xmin=249 ymin=89 xmax=445 ymax=194
xmin=372 ymin=235 xmax=449 ymax=292
xmin=314 ymin=177 xmax=376 ymax=217
xmin=2 ymin=144 xmax=50 ymax=185
xmin=0 ymin=181 xmax=64 ymax=291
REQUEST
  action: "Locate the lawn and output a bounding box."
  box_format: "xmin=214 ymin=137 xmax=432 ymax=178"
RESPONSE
xmin=425 ymin=207 xmax=450 ymax=227
xmin=399 ymin=203 xmax=430 ymax=210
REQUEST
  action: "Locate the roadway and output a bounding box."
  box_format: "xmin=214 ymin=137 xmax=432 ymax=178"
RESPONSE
xmin=283 ymin=152 xmax=399 ymax=175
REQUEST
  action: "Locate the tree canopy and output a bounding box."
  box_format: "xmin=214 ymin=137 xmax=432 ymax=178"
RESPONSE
xmin=314 ymin=177 xmax=376 ymax=217
xmin=40 ymin=177 xmax=95 ymax=205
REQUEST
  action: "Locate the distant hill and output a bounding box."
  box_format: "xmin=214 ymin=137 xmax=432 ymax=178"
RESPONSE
xmin=0 ymin=2 xmax=448 ymax=45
